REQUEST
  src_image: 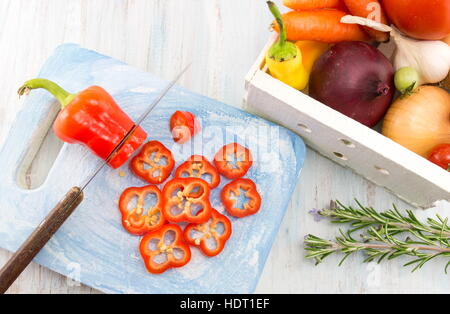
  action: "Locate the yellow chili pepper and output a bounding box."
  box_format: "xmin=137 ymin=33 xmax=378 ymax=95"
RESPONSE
xmin=295 ymin=40 xmax=330 ymax=76
xmin=266 ymin=1 xmax=309 ymax=90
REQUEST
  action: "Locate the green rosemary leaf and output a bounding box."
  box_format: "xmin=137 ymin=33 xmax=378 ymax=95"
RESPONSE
xmin=338 ymin=252 xmax=353 ymax=266
xmin=305 ymin=200 xmax=450 ymax=273
xmin=377 ymin=251 xmax=391 ymax=264
xmin=445 ymin=261 xmax=450 ymax=274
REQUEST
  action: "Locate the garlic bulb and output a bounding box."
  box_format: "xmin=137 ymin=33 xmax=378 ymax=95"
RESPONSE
xmin=391 ymin=28 xmax=450 ymax=85
xmin=341 ymin=15 xmax=392 ymax=33
xmin=341 ymin=15 xmax=450 ymax=85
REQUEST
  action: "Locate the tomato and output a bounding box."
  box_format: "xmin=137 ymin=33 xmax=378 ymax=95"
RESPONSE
xmin=428 ymin=144 xmax=450 ymax=171
xmin=381 ymin=0 xmax=450 ymax=40
xmin=170 ymin=111 xmax=201 ymax=144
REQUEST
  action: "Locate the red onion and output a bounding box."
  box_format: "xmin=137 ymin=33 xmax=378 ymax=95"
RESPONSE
xmin=309 ymin=41 xmax=395 ymax=127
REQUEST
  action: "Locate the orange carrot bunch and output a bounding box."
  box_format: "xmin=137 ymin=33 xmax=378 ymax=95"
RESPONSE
xmin=272 ymin=9 xmax=368 ymax=43
xmin=273 ymin=0 xmax=389 ymax=43
xmin=283 ymin=0 xmax=346 ymax=10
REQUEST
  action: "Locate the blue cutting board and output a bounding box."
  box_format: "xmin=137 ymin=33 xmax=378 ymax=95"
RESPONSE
xmin=0 ymin=44 xmax=305 ymax=294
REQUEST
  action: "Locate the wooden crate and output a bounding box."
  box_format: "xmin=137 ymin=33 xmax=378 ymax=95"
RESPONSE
xmin=244 ymin=35 xmax=450 ymax=208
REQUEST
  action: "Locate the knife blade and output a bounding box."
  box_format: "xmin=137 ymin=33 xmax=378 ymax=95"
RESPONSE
xmin=80 ymin=63 xmax=191 ymax=191
xmin=0 ymin=64 xmax=191 ymax=293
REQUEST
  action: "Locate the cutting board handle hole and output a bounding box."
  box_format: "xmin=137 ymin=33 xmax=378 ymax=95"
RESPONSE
xmin=16 ymin=101 xmax=63 ymax=190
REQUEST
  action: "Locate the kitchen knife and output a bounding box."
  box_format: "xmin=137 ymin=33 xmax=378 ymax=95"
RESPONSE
xmin=0 ymin=64 xmax=191 ymax=294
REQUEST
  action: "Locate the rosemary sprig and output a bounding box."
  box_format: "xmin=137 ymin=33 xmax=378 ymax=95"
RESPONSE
xmin=305 ymin=201 xmax=450 ymax=273
xmin=320 ymin=200 xmax=450 ymax=243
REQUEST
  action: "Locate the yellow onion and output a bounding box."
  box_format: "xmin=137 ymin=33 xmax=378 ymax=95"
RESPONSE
xmin=382 ymin=86 xmax=450 ymax=157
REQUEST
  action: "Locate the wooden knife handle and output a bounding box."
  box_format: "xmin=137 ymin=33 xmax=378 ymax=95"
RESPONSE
xmin=0 ymin=187 xmax=84 ymax=294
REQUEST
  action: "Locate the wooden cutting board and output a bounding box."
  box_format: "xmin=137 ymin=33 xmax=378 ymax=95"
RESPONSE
xmin=0 ymin=44 xmax=305 ymax=294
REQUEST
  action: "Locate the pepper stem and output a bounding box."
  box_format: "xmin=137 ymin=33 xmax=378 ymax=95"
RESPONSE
xmin=18 ymin=78 xmax=76 ymax=109
xmin=268 ymin=1 xmax=286 ymax=46
xmin=267 ymin=1 xmax=298 ymax=62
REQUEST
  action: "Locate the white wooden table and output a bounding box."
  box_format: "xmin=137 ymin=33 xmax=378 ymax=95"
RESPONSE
xmin=0 ymin=0 xmax=449 ymax=294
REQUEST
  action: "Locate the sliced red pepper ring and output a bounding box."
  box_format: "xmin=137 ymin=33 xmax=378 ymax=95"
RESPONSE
xmin=162 ymin=178 xmax=212 ymax=224
xmin=130 ymin=141 xmax=175 ymax=184
xmin=170 ymin=111 xmax=201 ymax=144
xmin=139 ymin=224 xmax=191 ymax=274
xmin=221 ymin=178 xmax=262 ymax=218
xmin=184 ymin=209 xmax=232 ymax=257
xmin=175 ymin=155 xmax=221 ymax=189
xmin=118 ymin=185 xmax=166 ymax=236
xmin=214 ymin=143 xmax=253 ymax=179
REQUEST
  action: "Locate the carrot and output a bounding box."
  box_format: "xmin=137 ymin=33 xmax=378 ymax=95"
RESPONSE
xmin=343 ymin=0 xmax=390 ymax=42
xmin=272 ymin=9 xmax=369 ymax=43
xmin=283 ymin=0 xmax=346 ymax=10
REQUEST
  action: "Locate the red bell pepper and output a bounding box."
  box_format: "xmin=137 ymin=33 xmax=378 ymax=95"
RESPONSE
xmin=214 ymin=143 xmax=253 ymax=179
xmin=118 ymin=185 xmax=166 ymax=236
xmin=18 ymin=79 xmax=147 ymax=169
xmin=162 ymin=178 xmax=212 ymax=224
xmin=221 ymin=178 xmax=262 ymax=218
xmin=139 ymin=224 xmax=191 ymax=274
xmin=130 ymin=141 xmax=175 ymax=184
xmin=174 ymin=155 xmax=221 ymax=189
xmin=184 ymin=209 xmax=232 ymax=257
xmin=170 ymin=111 xmax=201 ymax=144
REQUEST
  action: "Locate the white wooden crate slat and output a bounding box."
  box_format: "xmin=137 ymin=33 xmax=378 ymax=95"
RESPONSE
xmin=245 ymin=37 xmax=450 ymax=208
